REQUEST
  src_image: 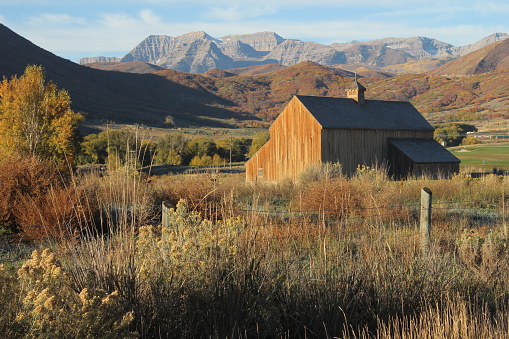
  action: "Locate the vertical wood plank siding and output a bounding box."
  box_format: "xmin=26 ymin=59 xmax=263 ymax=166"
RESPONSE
xmin=246 ymin=98 xmax=322 ymax=181
xmin=321 ymin=129 xmax=434 ymax=175
xmin=412 ymin=163 xmax=460 ymax=179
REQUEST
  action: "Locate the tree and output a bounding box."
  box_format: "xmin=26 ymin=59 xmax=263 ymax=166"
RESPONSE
xmin=189 ymin=155 xmax=214 ymax=167
xmin=0 ymin=65 xmax=82 ymax=165
xmin=186 ymin=137 xmax=216 ymax=162
xmin=154 ymin=133 xmax=188 ymax=165
xmin=248 ymin=131 xmax=270 ymax=156
xmin=215 ymin=137 xmax=251 ymax=162
xmin=78 ymin=133 xmax=108 ymax=164
xmin=78 ymin=129 xmax=154 ymax=168
xmin=434 ymin=123 xmax=477 ymax=146
xmin=461 ymin=136 xmax=478 ymax=146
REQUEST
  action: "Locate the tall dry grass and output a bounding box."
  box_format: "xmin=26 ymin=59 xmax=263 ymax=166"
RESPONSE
xmin=344 ymin=295 xmax=509 ymax=339
xmin=1 ymin=159 xmax=509 ymax=337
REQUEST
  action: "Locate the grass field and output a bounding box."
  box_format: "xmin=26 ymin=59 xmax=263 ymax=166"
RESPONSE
xmin=450 ymin=142 xmax=509 ymax=173
xmin=81 ymin=122 xmax=269 ymax=141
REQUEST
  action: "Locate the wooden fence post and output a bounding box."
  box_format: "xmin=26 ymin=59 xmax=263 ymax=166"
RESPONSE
xmin=503 ymin=175 xmax=507 ymax=238
xmin=420 ymin=187 xmax=432 ymax=255
xmin=162 ymin=201 xmax=170 ymax=229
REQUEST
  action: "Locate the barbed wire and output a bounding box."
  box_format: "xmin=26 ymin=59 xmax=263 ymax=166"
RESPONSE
xmin=5 ymin=197 xmax=507 ymax=243
xmin=237 ymin=198 xmax=503 ymax=215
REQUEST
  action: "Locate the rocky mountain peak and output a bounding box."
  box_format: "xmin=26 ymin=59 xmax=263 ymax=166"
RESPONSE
xmin=453 ymin=33 xmax=509 ymax=56
xmin=121 ymin=35 xmax=173 ymax=63
xmin=78 ymin=56 xmax=121 ymax=65
xmin=82 ymin=31 xmax=509 ymax=74
xmin=220 ymin=32 xmax=285 ymax=52
xmin=174 ymin=31 xmax=216 ymax=43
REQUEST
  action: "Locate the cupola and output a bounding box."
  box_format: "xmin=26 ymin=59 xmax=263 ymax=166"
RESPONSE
xmin=346 ymin=74 xmax=366 ymax=105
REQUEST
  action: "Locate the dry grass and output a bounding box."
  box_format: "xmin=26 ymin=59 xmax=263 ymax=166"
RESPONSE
xmin=1 ymin=159 xmax=509 ymax=337
xmin=345 ymin=295 xmax=509 ymax=339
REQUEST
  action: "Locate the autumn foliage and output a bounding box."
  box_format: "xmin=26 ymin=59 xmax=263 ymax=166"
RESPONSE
xmin=0 ymin=65 xmax=82 ymax=166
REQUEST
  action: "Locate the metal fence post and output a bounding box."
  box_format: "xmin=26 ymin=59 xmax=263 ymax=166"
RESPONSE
xmin=420 ymin=187 xmax=432 ymax=255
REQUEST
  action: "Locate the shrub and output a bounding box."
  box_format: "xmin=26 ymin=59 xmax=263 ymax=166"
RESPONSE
xmin=189 ymin=154 xmax=213 ymax=167
xmin=14 ymin=186 xmax=90 ymax=240
xmin=461 ymin=136 xmax=478 ymax=145
xmin=0 ymin=156 xmax=63 ymax=231
xmin=298 ymin=162 xmax=343 ymax=184
xmin=294 ymin=175 xmax=362 ymax=219
xmin=152 ymin=172 xmax=243 ymax=220
xmin=3 ymin=248 xmax=136 ymax=338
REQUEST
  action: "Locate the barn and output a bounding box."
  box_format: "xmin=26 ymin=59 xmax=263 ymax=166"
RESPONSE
xmin=245 ymin=80 xmax=460 ymax=182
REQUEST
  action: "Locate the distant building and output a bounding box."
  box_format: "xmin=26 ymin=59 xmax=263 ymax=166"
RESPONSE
xmin=246 ymin=79 xmax=460 ymax=181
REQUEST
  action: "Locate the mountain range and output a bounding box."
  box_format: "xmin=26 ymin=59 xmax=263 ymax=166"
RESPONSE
xmin=1 ymin=24 xmax=509 ymax=133
xmin=0 ymin=24 xmax=247 ymax=129
xmin=429 ymin=37 xmax=509 ymax=75
xmin=79 ymin=31 xmax=509 ymax=73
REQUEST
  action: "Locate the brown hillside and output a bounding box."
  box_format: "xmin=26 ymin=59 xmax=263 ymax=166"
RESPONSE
xmin=154 ymin=61 xmax=363 ymax=121
xmin=203 ymin=69 xmax=238 ymax=78
xmin=367 ymin=69 xmax=509 ymax=129
xmin=83 ymin=61 xmax=165 ymax=74
xmin=429 ymin=38 xmax=509 ymax=76
xmin=226 ymin=64 xmax=287 ymax=76
xmin=0 ymin=24 xmax=244 ymax=127
xmin=383 ymin=58 xmax=452 ymax=74
xmin=337 ymin=65 xmax=394 ymax=80
xmin=0 ymin=24 xmax=370 ymax=126
xmin=217 ymin=62 xmax=359 ymax=120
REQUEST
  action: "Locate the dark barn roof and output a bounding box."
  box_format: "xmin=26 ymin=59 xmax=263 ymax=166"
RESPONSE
xmin=389 ymin=138 xmax=461 ymax=163
xmin=295 ymin=95 xmax=434 ymax=131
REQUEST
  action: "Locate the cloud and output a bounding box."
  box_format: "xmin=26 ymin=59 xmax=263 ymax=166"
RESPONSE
xmin=207 ymin=5 xmax=277 ymax=21
xmin=474 ymin=1 xmax=509 ymax=14
xmin=162 ymin=0 xmax=429 ymax=6
xmin=27 ymin=13 xmax=88 ymax=26
xmin=207 ymin=7 xmax=244 ymax=21
xmin=98 ymin=12 xmax=139 ymax=28
xmin=139 ymin=9 xmax=161 ymax=24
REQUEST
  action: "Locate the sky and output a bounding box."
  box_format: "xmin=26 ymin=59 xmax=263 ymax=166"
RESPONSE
xmin=1 ymin=0 xmax=509 ymax=62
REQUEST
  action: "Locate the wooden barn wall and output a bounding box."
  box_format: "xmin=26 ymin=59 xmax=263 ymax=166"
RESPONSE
xmin=413 ymin=163 xmax=460 ymax=179
xmin=321 ymin=129 xmax=433 ymax=175
xmin=246 ymin=98 xmax=322 ymax=181
xmin=245 ymin=139 xmax=274 ymax=181
xmin=387 ymin=143 xmax=413 ymax=178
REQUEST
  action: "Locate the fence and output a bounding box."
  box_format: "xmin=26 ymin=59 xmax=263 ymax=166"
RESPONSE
xmin=161 ymin=186 xmax=507 ymax=256
xmin=3 ymin=187 xmax=507 ymax=257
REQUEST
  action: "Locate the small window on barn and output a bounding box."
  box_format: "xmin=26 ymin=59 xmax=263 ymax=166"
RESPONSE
xmin=258 ymin=168 xmax=263 ymax=178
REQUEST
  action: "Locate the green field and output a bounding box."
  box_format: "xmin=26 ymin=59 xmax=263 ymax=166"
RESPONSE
xmin=449 ymin=142 xmax=509 ymax=172
xmin=82 ymin=122 xmax=269 ymax=140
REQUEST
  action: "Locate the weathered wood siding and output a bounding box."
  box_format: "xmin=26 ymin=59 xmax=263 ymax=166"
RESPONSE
xmin=246 ymin=97 xmax=323 ymax=181
xmin=413 ymin=163 xmax=460 ymax=178
xmin=321 ymin=129 xmax=434 ymax=175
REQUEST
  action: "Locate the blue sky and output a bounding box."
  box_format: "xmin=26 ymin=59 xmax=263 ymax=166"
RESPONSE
xmin=1 ymin=0 xmax=508 ymax=62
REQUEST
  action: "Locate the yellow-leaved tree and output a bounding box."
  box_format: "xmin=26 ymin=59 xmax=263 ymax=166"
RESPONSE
xmin=0 ymin=65 xmax=82 ymax=165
